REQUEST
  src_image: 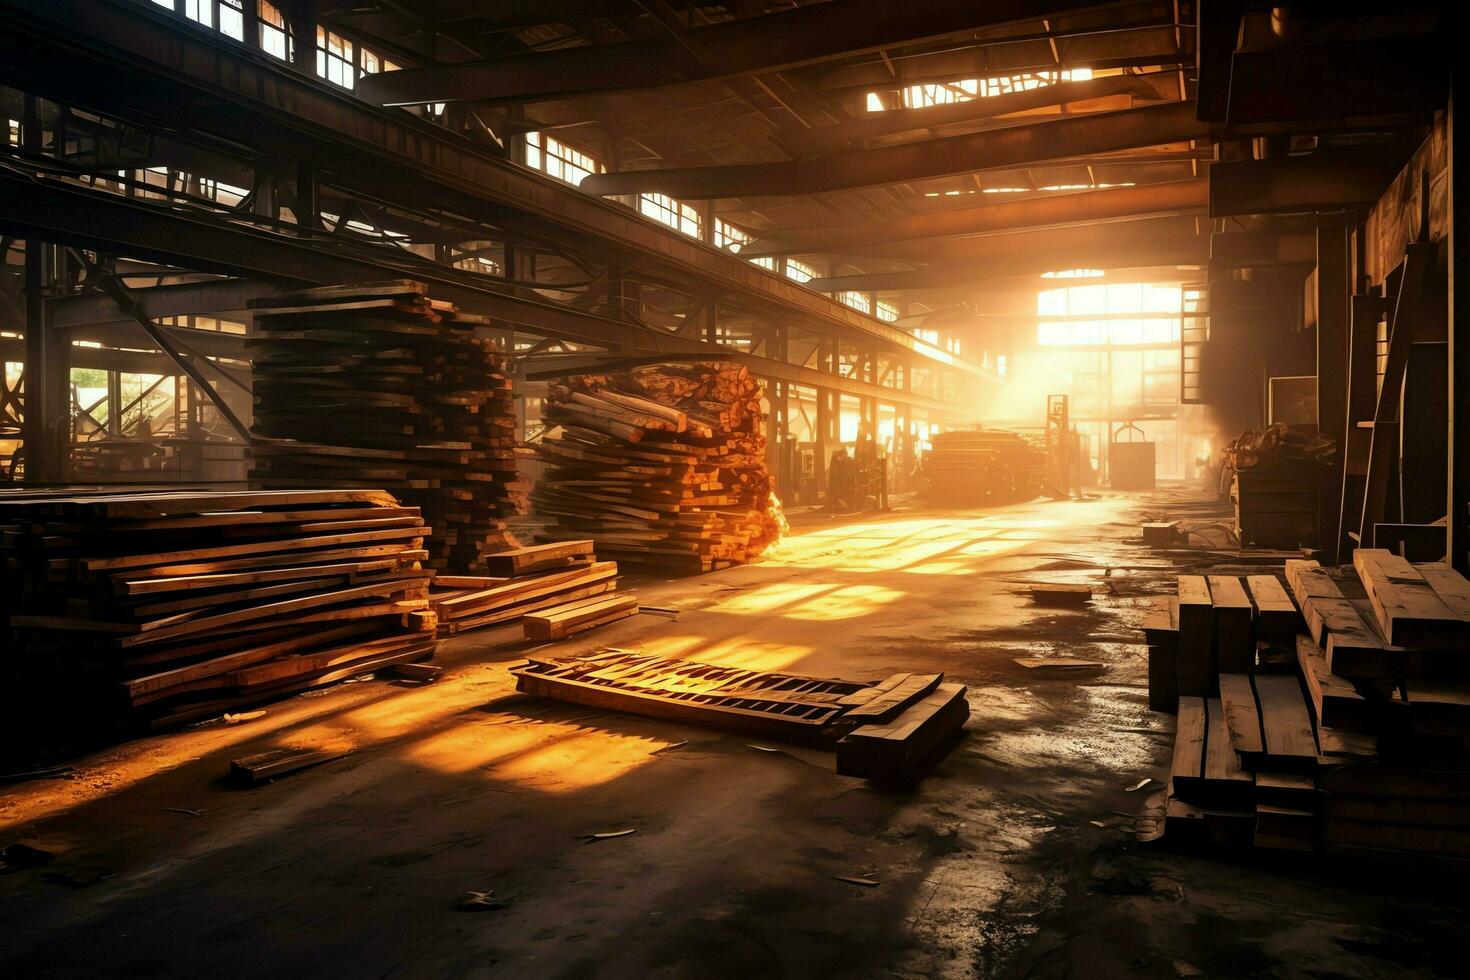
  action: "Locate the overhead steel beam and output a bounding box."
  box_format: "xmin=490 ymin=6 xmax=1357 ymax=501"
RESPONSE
xmin=808 ymin=215 xmax=1206 ymax=263
xmin=749 ymin=180 xmax=1208 ymax=254
xmin=1209 ymin=145 xmax=1416 ymax=217
xmin=49 ymin=278 xmax=278 ymax=328
xmin=808 ymin=242 xmax=1210 ymax=292
xmin=356 ymin=0 xmax=1104 ymax=106
xmin=791 ymin=74 xmax=1167 ymax=151
xmin=518 ymin=352 xmax=962 ymax=416
xmin=0 ymin=0 xmax=988 ymax=374
xmin=580 ymin=101 xmax=1209 ymax=199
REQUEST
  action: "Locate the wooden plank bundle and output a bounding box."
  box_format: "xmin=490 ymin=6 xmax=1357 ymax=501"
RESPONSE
xmin=1153 ymin=557 xmax=1470 ymax=867
xmin=922 ymin=429 xmax=1044 ymax=505
xmin=425 ymin=540 xmax=625 ymax=636
xmin=532 ymin=362 xmax=785 ymax=573
xmin=0 ymin=488 xmax=437 ymax=745
xmin=246 ymin=281 xmax=525 ymax=571
xmin=511 ymin=649 xmax=968 ymax=780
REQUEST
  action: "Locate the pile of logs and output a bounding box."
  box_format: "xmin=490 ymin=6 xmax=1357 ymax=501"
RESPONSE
xmin=247 ymin=281 xmax=525 ymax=571
xmin=426 ymin=540 xmax=635 ymax=637
xmin=532 ymin=362 xmax=785 ymax=573
xmin=1145 ymin=552 xmax=1470 ymax=866
xmin=0 ymin=489 xmax=437 ymax=747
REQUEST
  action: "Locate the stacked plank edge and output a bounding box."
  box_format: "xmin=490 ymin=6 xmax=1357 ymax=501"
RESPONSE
xmin=426 ymin=539 xmax=638 ymax=639
xmin=532 ymin=362 xmax=784 ymax=573
xmin=1143 ymin=551 xmax=1470 ymax=867
xmin=511 ymin=649 xmax=968 ymax=780
xmin=247 ymin=280 xmax=525 ymax=571
xmin=923 ymin=429 xmax=1043 ymax=505
xmin=0 ymin=488 xmax=437 ymax=745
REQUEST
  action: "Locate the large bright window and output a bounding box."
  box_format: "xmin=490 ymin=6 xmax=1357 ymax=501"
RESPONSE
xmin=1036 ymin=282 xmax=1183 ymax=346
xmin=836 ymin=291 xmax=871 ymax=314
xmin=639 ymin=193 xmax=702 ymax=238
xmin=525 ymin=132 xmax=604 ymax=187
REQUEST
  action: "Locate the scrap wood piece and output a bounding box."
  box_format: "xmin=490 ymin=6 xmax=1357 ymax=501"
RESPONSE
xmin=1175 ymin=576 xmax=1213 ymax=697
xmin=1207 ymin=576 xmax=1253 ymax=674
xmin=1024 ymin=583 xmax=1093 ymax=607
xmin=229 ymin=746 xmax=347 ymax=786
xmin=834 ymin=682 xmax=969 ymax=781
xmin=1169 ymin=696 xmax=1207 ymax=801
xmin=1203 ymin=697 xmax=1253 ymax=808
xmin=841 ymin=672 xmax=941 ymax=721
xmin=1245 ymin=574 xmax=1301 ymax=641
xmin=1013 ymin=657 xmax=1105 ymax=672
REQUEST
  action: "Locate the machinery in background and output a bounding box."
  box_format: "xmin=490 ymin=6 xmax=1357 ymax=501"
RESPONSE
xmin=828 ymin=436 xmax=888 ymax=512
xmin=1109 ymin=421 xmax=1158 ymax=491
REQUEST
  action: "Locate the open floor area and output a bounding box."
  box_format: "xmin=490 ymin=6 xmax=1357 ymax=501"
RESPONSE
xmin=3 ymin=490 xmax=1465 ymax=977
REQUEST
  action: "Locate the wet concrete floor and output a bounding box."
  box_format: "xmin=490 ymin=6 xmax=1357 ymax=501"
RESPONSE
xmin=0 ymin=485 xmax=1465 ymax=977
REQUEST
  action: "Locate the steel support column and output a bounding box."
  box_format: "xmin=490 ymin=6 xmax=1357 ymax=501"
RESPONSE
xmin=1316 ymin=222 xmax=1351 ymax=562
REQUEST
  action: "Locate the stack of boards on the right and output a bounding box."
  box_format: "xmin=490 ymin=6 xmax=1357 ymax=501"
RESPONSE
xmin=1142 ymin=551 xmax=1470 ymax=868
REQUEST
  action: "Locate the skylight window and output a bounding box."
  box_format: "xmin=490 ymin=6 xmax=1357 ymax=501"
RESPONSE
xmin=785 ymin=259 xmax=816 ymax=284
xmin=868 ymin=68 xmax=1094 ymax=113
xmin=715 ymin=218 xmax=752 ymax=251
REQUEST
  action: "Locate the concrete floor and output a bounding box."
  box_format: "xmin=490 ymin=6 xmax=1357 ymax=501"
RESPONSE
xmin=1 ymin=486 xmax=1465 ymax=977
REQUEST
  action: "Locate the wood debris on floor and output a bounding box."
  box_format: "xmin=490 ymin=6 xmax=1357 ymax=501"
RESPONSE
xmin=0 ymin=488 xmax=437 ymax=743
xmin=511 ymin=649 xmax=968 ymax=780
xmin=246 ymin=280 xmax=525 ymax=571
xmin=425 ymin=540 xmax=633 ymax=636
xmin=531 ymin=362 xmax=785 ymax=573
xmin=1144 ymin=551 xmax=1470 ymax=866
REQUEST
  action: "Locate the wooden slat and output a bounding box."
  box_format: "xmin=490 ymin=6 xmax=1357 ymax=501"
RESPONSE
xmin=1295 ymin=633 xmax=1370 ymax=731
xmin=1253 ymin=674 xmax=1318 ymax=770
xmin=1354 ymin=548 xmax=1468 ymax=647
xmin=1246 ymin=574 xmax=1300 ymax=642
xmin=1176 ymin=576 xmax=1213 ymax=697
xmin=1208 ymin=575 xmax=1253 ymax=673
xmin=1169 ymin=696 xmax=1207 ymax=799
xmin=842 ymin=673 xmax=941 ymax=721
xmin=1216 ymin=672 xmax=1264 ymax=756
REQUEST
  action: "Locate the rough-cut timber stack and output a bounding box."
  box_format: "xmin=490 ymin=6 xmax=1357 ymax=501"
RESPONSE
xmin=923 ymin=429 xmax=1043 ymax=505
xmin=247 ymin=281 xmax=524 ymax=571
xmin=1144 ymin=553 xmax=1470 ymax=867
xmin=0 ymin=489 xmax=437 ymax=743
xmin=426 ymin=540 xmax=632 ymax=637
xmin=532 ymin=362 xmax=784 ymax=573
xmin=512 ymin=649 xmax=968 ymax=780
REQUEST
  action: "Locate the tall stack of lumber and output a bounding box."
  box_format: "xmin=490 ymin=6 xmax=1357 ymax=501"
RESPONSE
xmin=1145 ymin=551 xmax=1470 ymax=867
xmin=923 ymin=429 xmax=1043 ymax=505
xmin=532 ymin=362 xmax=784 ymax=573
xmin=426 ymin=539 xmax=633 ymax=637
xmin=247 ymin=281 xmax=524 ymax=571
xmin=0 ymin=489 xmax=437 ymax=746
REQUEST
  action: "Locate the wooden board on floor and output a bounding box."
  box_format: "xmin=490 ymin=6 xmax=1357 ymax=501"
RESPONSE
xmin=843 ymin=673 xmax=942 ymax=721
xmin=1253 ymin=673 xmax=1319 ymax=771
xmin=522 ymin=593 xmax=639 ymax=641
xmin=484 ymin=540 xmax=595 ymax=577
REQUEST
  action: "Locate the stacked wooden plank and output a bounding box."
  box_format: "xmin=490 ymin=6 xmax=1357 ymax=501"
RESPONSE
xmin=425 ymin=540 xmax=631 ymax=637
xmin=247 ymin=281 xmax=524 ymax=571
xmin=0 ymin=489 xmax=437 ymax=740
xmin=532 ymin=362 xmax=784 ymax=573
xmin=923 ymin=429 xmax=1043 ymax=505
xmin=1149 ymin=553 xmax=1470 ymax=866
xmin=511 ymin=649 xmax=968 ymax=780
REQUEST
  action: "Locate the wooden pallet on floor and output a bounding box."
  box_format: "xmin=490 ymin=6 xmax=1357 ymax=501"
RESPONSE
xmin=510 ymin=649 xmax=967 ymax=780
